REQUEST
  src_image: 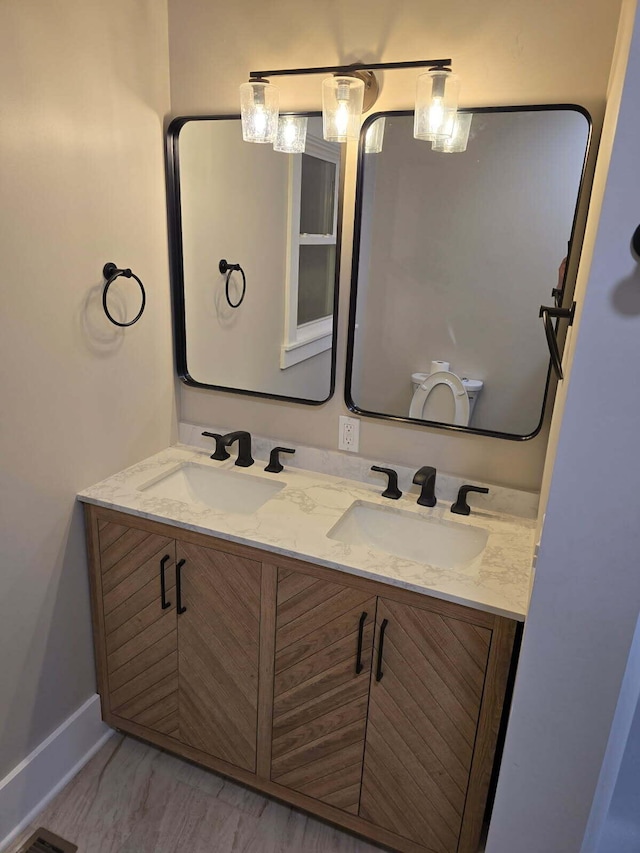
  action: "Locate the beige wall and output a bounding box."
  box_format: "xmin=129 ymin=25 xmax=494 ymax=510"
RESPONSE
xmin=168 ymin=0 xmax=623 ymax=492
xmin=0 ymin=0 xmax=176 ymax=778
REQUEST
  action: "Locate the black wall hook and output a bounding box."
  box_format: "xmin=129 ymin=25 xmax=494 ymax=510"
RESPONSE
xmin=632 ymin=225 xmax=640 ymax=258
xmin=102 ymin=262 xmax=146 ymax=327
xmin=219 ymin=259 xmax=246 ymax=308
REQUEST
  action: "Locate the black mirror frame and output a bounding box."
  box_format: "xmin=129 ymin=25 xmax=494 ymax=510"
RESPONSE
xmin=165 ymin=113 xmax=341 ymax=406
xmin=344 ymin=103 xmax=592 ymax=441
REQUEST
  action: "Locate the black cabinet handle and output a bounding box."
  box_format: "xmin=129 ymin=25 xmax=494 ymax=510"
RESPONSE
xmin=176 ymin=559 xmax=187 ymax=614
xmin=355 ymin=611 xmax=368 ymax=674
xmin=160 ymin=554 xmax=171 ymax=609
xmin=376 ymin=618 xmax=389 ymax=682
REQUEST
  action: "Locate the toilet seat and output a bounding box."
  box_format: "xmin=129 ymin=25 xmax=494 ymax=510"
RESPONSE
xmin=409 ymin=371 xmax=470 ymax=425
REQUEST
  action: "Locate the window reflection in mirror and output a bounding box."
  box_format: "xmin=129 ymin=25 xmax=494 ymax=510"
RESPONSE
xmin=346 ymin=106 xmax=591 ymax=439
xmin=169 ymin=115 xmax=340 ymax=403
xmin=283 ymin=137 xmax=340 ymax=369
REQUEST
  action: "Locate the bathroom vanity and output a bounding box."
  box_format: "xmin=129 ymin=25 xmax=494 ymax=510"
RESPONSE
xmin=79 ymin=444 xmax=534 ymax=853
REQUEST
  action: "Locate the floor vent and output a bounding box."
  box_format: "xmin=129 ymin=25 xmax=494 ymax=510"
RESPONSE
xmin=16 ymin=828 xmax=77 ymax=853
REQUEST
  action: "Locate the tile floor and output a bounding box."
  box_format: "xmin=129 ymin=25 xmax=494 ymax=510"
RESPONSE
xmin=12 ymin=735 xmax=387 ymax=852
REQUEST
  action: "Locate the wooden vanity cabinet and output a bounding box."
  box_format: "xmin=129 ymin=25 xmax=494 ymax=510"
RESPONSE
xmin=94 ymin=518 xmax=179 ymax=737
xmin=87 ymin=511 xmax=261 ymax=773
xmin=361 ymin=598 xmax=492 ymax=852
xmin=175 ymin=540 xmax=261 ymax=772
xmin=271 ymin=570 xmax=376 ymax=812
xmin=85 ymin=505 xmax=517 ymax=853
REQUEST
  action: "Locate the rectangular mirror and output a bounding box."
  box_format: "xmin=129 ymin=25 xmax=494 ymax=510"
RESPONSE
xmin=167 ymin=114 xmax=341 ymax=404
xmin=346 ymin=105 xmax=591 ymax=439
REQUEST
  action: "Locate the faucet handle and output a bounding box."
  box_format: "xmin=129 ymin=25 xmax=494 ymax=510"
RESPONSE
xmin=265 ymin=447 xmax=295 ymax=474
xmin=202 ymin=431 xmax=230 ymax=461
xmin=371 ymin=466 xmax=402 ymax=500
xmin=451 ymin=484 xmax=489 ymax=516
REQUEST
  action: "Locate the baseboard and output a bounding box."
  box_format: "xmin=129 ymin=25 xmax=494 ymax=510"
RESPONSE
xmin=0 ymin=694 xmax=114 ymax=852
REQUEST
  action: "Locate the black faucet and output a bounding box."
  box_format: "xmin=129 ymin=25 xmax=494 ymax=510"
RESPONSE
xmin=451 ymin=484 xmax=489 ymax=515
xmin=221 ymin=431 xmax=254 ymax=467
xmin=413 ymin=466 xmax=437 ymax=507
xmin=265 ymin=447 xmax=295 ymax=473
xmin=371 ymin=466 xmax=402 ymax=500
xmin=202 ymin=431 xmax=231 ymax=461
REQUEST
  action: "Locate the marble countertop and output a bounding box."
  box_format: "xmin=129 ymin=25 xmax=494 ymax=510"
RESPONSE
xmin=78 ymin=444 xmax=536 ymax=621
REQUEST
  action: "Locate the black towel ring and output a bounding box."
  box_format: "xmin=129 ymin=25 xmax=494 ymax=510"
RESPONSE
xmin=102 ymin=262 xmax=146 ymax=327
xmin=219 ymin=259 xmax=246 ymax=308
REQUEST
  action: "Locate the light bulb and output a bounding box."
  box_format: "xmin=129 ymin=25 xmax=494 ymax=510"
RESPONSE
xmin=283 ymin=122 xmax=297 ymax=146
xmin=428 ymin=97 xmax=445 ymax=135
xmin=335 ymin=101 xmax=350 ymax=137
xmin=252 ymin=105 xmax=267 ymax=136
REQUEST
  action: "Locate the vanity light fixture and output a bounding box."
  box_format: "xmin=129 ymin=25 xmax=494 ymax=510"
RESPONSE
xmin=240 ymin=58 xmax=455 ymax=146
xmin=414 ymin=68 xmax=460 ymax=141
xmin=239 ymin=78 xmax=279 ymax=143
xmin=274 ymin=115 xmax=308 ymax=153
xmin=322 ymin=75 xmax=365 ymax=142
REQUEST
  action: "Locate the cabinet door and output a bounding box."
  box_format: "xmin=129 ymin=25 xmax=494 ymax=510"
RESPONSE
xmin=359 ymin=598 xmax=492 ymax=853
xmin=271 ymin=567 xmax=376 ymax=814
xmin=97 ymin=518 xmax=179 ymax=737
xmin=176 ymin=541 xmax=261 ymax=772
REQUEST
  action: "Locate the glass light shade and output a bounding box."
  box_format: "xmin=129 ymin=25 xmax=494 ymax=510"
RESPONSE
xmin=274 ymin=115 xmax=308 ymax=153
xmin=322 ymin=75 xmax=365 ymax=142
xmin=364 ymin=117 xmax=386 ymax=154
xmin=240 ymin=80 xmax=279 ymax=143
xmin=414 ymin=69 xmax=460 ymax=141
xmin=432 ymin=112 xmax=473 ymax=153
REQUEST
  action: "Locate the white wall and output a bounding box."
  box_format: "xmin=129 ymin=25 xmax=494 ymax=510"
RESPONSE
xmin=486 ymin=1 xmax=640 ymax=849
xmin=178 ymin=119 xmax=331 ymax=400
xmin=0 ymin=0 xmax=176 ymax=779
xmin=167 ymin=0 xmax=623 ymax=493
xmin=352 ymin=110 xmax=589 ymax=435
xmin=583 ymin=614 xmax=640 ymax=853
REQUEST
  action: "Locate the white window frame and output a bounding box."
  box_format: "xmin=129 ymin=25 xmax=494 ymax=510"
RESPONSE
xmin=281 ymin=135 xmax=340 ymax=369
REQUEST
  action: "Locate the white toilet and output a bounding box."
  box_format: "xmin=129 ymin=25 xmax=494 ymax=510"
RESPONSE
xmin=410 ymin=364 xmax=483 ymax=426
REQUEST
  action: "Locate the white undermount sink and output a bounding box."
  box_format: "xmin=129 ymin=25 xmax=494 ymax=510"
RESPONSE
xmin=137 ymin=462 xmax=285 ymax=514
xmin=327 ymin=501 xmax=489 ymax=570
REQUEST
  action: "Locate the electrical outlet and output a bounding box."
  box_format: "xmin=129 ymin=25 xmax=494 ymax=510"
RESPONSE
xmin=339 ymin=415 xmax=360 ymax=452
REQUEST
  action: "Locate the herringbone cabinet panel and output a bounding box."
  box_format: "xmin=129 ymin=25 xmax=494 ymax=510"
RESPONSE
xmin=98 ymin=520 xmax=179 ymax=738
xmin=271 ymin=568 xmax=376 ymax=814
xmin=176 ymin=541 xmax=261 ymax=772
xmin=359 ymin=598 xmax=492 ymax=852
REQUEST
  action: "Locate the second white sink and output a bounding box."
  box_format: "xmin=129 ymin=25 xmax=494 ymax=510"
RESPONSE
xmin=328 ymin=501 xmax=489 ymax=570
xmin=138 ymin=462 xmax=284 ymax=514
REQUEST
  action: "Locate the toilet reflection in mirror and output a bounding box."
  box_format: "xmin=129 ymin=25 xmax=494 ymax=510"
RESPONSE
xmin=347 ymin=106 xmax=591 ymax=439
xmin=409 ymin=361 xmax=483 ymax=427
